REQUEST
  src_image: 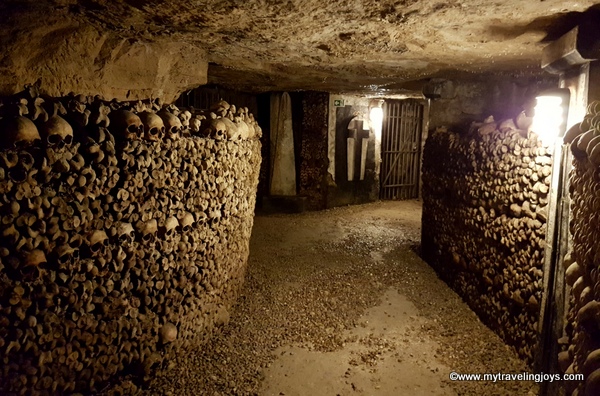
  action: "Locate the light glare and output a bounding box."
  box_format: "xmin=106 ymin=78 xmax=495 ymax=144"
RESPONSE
xmin=370 ymin=107 xmax=383 ymax=140
xmin=531 ymin=96 xmax=564 ymax=146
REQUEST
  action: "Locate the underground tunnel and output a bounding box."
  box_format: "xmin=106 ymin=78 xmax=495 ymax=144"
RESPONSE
xmin=1 ymin=1 xmax=600 ymax=395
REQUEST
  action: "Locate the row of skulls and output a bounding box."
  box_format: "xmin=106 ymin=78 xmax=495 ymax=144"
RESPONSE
xmin=108 ymin=109 xmax=189 ymax=142
xmin=0 ymin=87 xmax=261 ymax=149
xmin=110 ymin=100 xmax=261 ymax=142
xmin=14 ymin=207 xmax=204 ymax=273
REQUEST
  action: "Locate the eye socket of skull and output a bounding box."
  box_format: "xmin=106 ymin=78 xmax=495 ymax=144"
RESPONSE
xmin=20 ymin=266 xmax=41 ymax=278
xmin=90 ymin=243 xmax=103 ymax=253
xmin=58 ymin=252 xmax=72 ymax=264
xmin=15 ymin=139 xmax=37 ymax=149
xmin=142 ymin=233 xmax=153 ymax=242
xmin=8 ymin=167 xmax=27 ymax=182
xmin=170 ymin=126 xmax=179 ymax=134
xmin=64 ymin=135 xmax=73 ymax=145
xmin=127 ymin=124 xmax=140 ymax=134
xmin=148 ymin=127 xmax=159 ymax=137
xmin=182 ymin=225 xmax=191 ymax=233
xmin=165 ymin=229 xmax=173 ymax=237
xmin=48 ymin=134 xmax=63 ymax=145
xmin=55 ymin=234 xmax=68 ymax=245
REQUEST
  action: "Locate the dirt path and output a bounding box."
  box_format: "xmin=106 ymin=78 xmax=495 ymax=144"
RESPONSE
xmin=146 ymin=200 xmax=537 ymax=396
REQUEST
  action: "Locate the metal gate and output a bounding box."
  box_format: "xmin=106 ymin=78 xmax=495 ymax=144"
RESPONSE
xmin=380 ymin=100 xmax=424 ymax=200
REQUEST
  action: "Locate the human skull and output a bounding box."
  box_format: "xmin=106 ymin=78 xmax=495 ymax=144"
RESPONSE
xmin=221 ymin=117 xmax=240 ymax=140
xmin=138 ymin=111 xmax=165 ymax=141
xmin=196 ymin=211 xmax=208 ymax=225
xmin=108 ymin=109 xmax=143 ymax=140
xmin=24 ymin=249 xmax=47 ymax=267
xmin=0 ymin=116 xmax=41 ymax=149
xmin=207 ymin=119 xmax=227 ymax=141
xmin=88 ymin=230 xmax=109 ymax=254
xmin=162 ymin=216 xmax=179 ymax=237
xmin=137 ymin=219 xmax=158 ymax=243
xmin=55 ymin=244 xmax=78 ymax=267
xmin=234 ymin=117 xmax=250 ymax=139
xmin=178 ymin=212 xmax=195 ymax=232
xmin=116 ymin=222 xmax=135 ymax=243
xmin=40 ymin=115 xmax=74 ymax=148
xmin=19 ymin=249 xmax=48 ymax=280
xmin=158 ymin=110 xmax=182 ymax=139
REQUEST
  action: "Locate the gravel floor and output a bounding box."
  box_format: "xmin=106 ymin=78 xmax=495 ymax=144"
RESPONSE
xmin=143 ymin=200 xmax=538 ymax=396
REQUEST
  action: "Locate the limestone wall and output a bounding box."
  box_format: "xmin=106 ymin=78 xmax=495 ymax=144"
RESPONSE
xmin=0 ymin=7 xmax=207 ymax=103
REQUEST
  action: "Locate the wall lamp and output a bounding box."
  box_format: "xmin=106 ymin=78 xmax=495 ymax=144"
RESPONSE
xmin=369 ymin=99 xmax=384 ymax=140
xmin=531 ymin=88 xmax=571 ymax=146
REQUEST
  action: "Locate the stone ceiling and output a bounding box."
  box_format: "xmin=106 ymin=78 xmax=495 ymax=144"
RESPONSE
xmin=1 ymin=0 xmax=599 ymax=99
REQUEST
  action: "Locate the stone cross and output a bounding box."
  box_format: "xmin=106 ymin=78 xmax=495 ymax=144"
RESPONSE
xmin=347 ymin=117 xmax=371 ymax=181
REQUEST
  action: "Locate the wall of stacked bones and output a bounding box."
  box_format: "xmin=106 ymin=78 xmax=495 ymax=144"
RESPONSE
xmin=298 ymin=91 xmax=329 ymax=210
xmin=560 ymin=100 xmax=600 ymax=396
xmin=422 ymin=115 xmax=552 ymax=364
xmin=0 ymin=90 xmax=262 ymax=394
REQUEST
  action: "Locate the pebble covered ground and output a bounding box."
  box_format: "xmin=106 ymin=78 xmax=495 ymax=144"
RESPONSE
xmin=136 ymin=200 xmax=538 ymax=396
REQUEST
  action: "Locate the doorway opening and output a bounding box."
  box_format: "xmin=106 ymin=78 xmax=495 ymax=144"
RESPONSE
xmin=380 ymin=100 xmax=425 ymax=200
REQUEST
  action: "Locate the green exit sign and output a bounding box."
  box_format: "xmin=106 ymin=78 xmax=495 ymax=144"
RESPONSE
xmin=334 ymin=99 xmax=345 ymax=107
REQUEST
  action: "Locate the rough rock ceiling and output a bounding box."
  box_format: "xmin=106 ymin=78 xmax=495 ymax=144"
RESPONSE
xmin=1 ymin=0 xmax=599 ymax=94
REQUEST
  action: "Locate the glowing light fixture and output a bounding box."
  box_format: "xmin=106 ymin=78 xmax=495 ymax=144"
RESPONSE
xmin=530 ymin=89 xmax=570 ymax=146
xmin=369 ymin=100 xmax=384 ymax=140
xmin=369 ymin=107 xmax=383 ymax=126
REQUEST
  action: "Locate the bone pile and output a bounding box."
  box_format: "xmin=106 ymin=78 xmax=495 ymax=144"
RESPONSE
xmin=421 ymin=116 xmax=552 ymax=364
xmin=0 ymin=90 xmax=262 ymax=395
xmin=559 ymin=100 xmax=600 ymax=396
